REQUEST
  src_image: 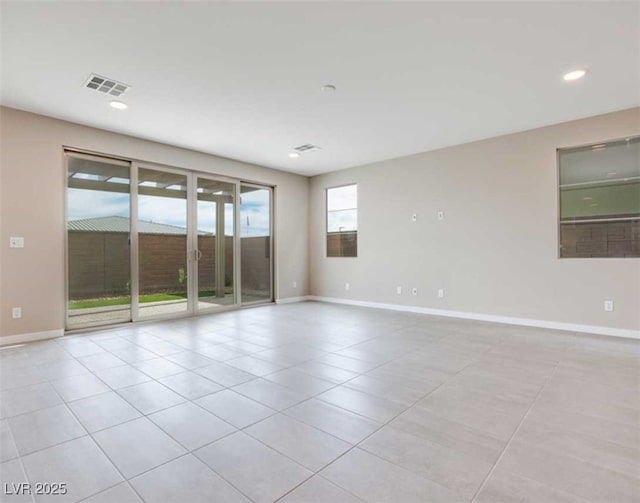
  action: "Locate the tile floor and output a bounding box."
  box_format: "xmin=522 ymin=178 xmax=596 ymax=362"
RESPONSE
xmin=1 ymin=301 xmax=638 ymax=502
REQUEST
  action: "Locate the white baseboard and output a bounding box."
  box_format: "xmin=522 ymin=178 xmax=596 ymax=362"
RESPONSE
xmin=276 ymin=295 xmax=312 ymax=305
xmin=0 ymin=329 xmax=64 ymax=347
xmin=308 ymin=296 xmax=640 ymax=340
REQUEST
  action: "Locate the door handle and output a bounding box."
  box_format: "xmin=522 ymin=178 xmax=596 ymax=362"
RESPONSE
xmin=194 ymin=249 xmax=202 ymax=261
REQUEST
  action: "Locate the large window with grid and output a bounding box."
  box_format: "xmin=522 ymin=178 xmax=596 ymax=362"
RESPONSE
xmin=559 ymin=136 xmax=639 ymax=258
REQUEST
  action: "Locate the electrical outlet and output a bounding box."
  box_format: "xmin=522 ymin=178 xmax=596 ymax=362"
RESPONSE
xmin=12 ymin=307 xmax=21 ymax=319
xmin=396 ymin=286 xmax=402 ymax=295
xmin=411 ymin=213 xmax=417 ymax=222
xmin=438 ymin=289 xmax=445 ymax=298
xmin=345 ymin=282 xmax=350 ymax=291
xmin=412 ymin=287 xmax=418 ymax=296
xmin=9 ymin=237 xmax=24 ymax=248
xmin=437 ymin=211 xmax=444 ymax=221
xmin=292 ymin=281 xmax=297 ymax=288
xmin=604 ymin=300 xmax=614 ymax=312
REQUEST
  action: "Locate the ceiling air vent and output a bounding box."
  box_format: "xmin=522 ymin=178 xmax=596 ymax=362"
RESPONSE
xmin=84 ymin=74 xmax=131 ymax=97
xmin=294 ymin=144 xmax=322 ymax=153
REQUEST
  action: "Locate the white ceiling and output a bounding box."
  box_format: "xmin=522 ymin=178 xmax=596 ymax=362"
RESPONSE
xmin=1 ymin=1 xmax=639 ymax=176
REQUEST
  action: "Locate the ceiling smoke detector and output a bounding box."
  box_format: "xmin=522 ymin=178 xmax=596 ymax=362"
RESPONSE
xmin=84 ymin=74 xmax=131 ymax=97
xmin=293 ymin=144 xmax=322 ymax=153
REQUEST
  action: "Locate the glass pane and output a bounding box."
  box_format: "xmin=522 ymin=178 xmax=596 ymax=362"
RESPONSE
xmin=137 ymin=168 xmax=188 ymax=318
xmin=67 ymin=155 xmax=131 ymax=328
xmin=241 ymin=185 xmax=272 ymax=303
xmin=327 ymin=184 xmax=357 ymax=211
xmin=559 ymin=136 xmax=640 ymax=258
xmin=328 ymin=209 xmax=357 ymax=232
xmin=327 ymin=231 xmax=357 ymax=257
xmin=197 ymin=178 xmax=235 ymax=308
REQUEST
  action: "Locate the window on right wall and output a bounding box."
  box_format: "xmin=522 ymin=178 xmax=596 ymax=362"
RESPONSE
xmin=558 ymin=136 xmax=640 ymax=258
xmin=327 ymin=184 xmax=358 ymax=257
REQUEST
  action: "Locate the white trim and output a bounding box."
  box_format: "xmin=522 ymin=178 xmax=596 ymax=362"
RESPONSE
xmin=308 ymin=296 xmax=640 ymax=340
xmin=0 ymin=329 xmax=64 ymax=346
xmin=276 ymin=296 xmax=312 ymax=305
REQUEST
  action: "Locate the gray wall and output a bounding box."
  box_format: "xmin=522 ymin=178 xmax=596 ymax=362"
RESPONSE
xmin=309 ymin=108 xmax=640 ymax=332
xmin=0 ymin=107 xmax=309 ymax=338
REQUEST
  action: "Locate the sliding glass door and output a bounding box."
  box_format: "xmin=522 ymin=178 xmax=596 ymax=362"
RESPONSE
xmin=240 ymin=184 xmax=273 ymax=304
xmin=136 ymin=167 xmax=189 ymax=319
xmin=195 ymin=177 xmax=236 ymax=311
xmin=66 ymin=152 xmax=274 ymax=330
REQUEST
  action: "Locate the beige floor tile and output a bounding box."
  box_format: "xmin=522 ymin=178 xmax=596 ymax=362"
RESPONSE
xmin=195 ymin=432 xmax=312 ymax=503
xmin=82 ymin=483 xmax=142 ymax=503
xmin=232 ymin=379 xmax=309 ymax=410
xmin=92 ymin=417 xmax=186 ymax=478
xmin=360 ymin=425 xmax=495 ymax=499
xmin=195 ymin=389 xmax=275 ymax=428
xmin=279 ymin=476 xmax=364 ymax=502
xmin=320 ymin=448 xmax=459 ymax=502
xmin=496 ymin=439 xmax=640 ymax=502
xmin=130 ymin=454 xmax=249 ymax=502
xmin=149 ymin=402 xmax=235 ymax=450
xmin=8 ymin=404 xmax=85 ymax=455
xmin=285 ymin=398 xmax=381 ymax=444
xmin=21 ymin=436 xmax=122 ymax=503
xmin=245 ymin=414 xmax=351 ymax=471
xmin=316 ymin=386 xmax=408 ymax=423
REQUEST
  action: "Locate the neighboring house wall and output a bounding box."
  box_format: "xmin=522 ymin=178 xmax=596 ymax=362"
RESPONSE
xmin=241 ymin=236 xmax=271 ymax=295
xmin=68 ymin=232 xmax=269 ymax=298
xmin=68 ymin=232 xmax=130 ymax=298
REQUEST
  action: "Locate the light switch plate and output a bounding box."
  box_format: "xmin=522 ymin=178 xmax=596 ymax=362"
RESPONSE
xmin=9 ymin=237 xmax=24 ymax=248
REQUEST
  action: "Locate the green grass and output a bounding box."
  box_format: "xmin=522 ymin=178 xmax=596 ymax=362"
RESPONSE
xmin=69 ymin=290 xmax=216 ymax=310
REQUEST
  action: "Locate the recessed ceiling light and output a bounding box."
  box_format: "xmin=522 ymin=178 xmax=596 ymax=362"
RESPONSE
xmin=109 ymin=100 xmax=128 ymax=110
xmin=321 ymin=84 xmax=336 ymax=92
xmin=563 ymin=69 xmax=587 ymax=81
xmin=288 ymin=152 xmax=301 ymax=159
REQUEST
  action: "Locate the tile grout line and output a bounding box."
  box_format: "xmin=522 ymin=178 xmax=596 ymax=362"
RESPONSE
xmin=469 ymin=361 xmax=561 ymax=503
xmin=59 ymin=387 xmax=150 ymax=503
xmin=6 ymin=306 xmax=635 ymax=503
xmin=274 ymin=342 xmax=493 ymax=502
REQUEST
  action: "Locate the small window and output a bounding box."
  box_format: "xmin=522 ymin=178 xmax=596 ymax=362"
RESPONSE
xmin=327 ymin=184 xmax=357 ymax=257
xmin=559 ymin=136 xmax=640 ymax=258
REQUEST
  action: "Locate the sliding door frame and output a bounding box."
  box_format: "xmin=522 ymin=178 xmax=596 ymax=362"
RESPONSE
xmin=64 ymin=147 xmax=276 ymax=332
xmin=239 ymin=182 xmax=275 ymax=306
xmin=130 ymin=161 xmax=195 ymax=323
xmin=64 ymin=150 xmax=133 ymax=331
xmin=192 ymin=173 xmax=242 ymax=315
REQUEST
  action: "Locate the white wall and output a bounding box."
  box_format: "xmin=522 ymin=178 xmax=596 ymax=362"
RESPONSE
xmin=0 ymin=107 xmax=309 ymax=339
xmin=309 ymin=108 xmax=640 ymax=335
